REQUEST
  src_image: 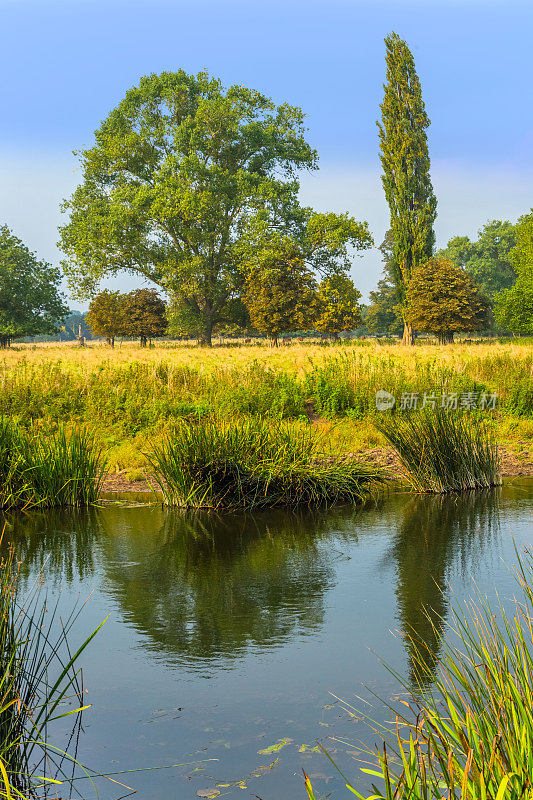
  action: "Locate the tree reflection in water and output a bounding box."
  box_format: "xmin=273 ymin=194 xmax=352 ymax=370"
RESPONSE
xmin=386 ymin=489 xmax=500 ymax=687
xmin=97 ymin=507 xmax=342 ymax=665
xmin=2 ymin=488 xmax=502 ymax=683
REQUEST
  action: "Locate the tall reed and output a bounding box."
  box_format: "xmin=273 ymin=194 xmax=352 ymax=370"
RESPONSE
xmin=377 ymin=407 xmax=501 ymax=492
xmin=305 ymin=551 xmax=533 ymax=800
xmin=147 ymin=419 xmax=383 ymax=510
xmin=0 ymin=533 xmax=105 ymax=797
xmin=0 ymin=419 xmax=105 ymax=510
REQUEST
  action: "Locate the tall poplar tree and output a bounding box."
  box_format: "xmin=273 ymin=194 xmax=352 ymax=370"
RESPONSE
xmin=378 ymin=32 xmax=437 ymax=345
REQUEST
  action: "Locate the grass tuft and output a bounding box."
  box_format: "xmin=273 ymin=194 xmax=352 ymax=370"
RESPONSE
xmin=147 ymin=418 xmax=384 ymax=510
xmin=377 ymin=407 xmax=501 ymax=492
xmin=0 ymin=419 xmax=105 ymax=510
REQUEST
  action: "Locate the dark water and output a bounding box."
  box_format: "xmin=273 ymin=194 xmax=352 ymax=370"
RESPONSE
xmin=5 ymin=481 xmax=533 ymax=799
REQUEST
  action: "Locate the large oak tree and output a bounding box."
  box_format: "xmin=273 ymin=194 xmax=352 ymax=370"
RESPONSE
xmin=60 ymin=71 xmax=371 ymax=345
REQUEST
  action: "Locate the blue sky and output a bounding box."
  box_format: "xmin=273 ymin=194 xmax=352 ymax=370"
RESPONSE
xmin=0 ymin=0 xmax=531 ymax=305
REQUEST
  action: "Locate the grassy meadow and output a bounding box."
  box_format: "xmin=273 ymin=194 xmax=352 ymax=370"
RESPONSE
xmin=1 ymin=338 xmax=532 ymax=481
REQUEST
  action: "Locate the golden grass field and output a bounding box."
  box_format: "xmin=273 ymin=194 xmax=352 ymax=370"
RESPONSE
xmin=1 ymin=338 xmax=532 ymax=482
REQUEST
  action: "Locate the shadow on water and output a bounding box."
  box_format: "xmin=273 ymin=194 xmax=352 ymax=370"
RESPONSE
xmin=3 ymin=488 xmax=503 ymax=683
xmin=384 ymin=488 xmax=501 ymax=687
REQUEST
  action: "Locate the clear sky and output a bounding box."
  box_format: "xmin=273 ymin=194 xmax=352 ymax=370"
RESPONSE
xmin=0 ymin=0 xmax=531 ymax=306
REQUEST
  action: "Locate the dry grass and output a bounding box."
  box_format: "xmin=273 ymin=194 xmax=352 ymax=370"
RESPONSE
xmin=4 ymin=337 xmax=533 ymax=376
xmin=1 ymin=339 xmax=532 ymax=474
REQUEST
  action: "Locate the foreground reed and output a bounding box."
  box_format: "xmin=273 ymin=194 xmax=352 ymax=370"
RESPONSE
xmin=0 ymin=534 xmax=105 ymax=797
xmin=377 ymin=407 xmax=501 ymax=492
xmin=305 ymin=551 xmax=533 ymax=800
xmin=0 ymin=419 xmax=105 ymax=510
xmin=148 ymin=419 xmax=383 ymax=510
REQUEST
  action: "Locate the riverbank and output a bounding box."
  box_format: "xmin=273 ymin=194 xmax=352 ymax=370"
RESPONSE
xmin=99 ymin=444 xmax=533 ymax=495
xmin=1 ymin=340 xmax=531 ymax=484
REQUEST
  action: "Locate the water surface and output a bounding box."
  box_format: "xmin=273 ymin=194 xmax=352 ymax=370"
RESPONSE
xmin=6 ymin=481 xmax=533 ymax=799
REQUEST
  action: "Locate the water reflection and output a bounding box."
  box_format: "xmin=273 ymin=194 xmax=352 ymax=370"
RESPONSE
xmin=4 ymin=488 xmax=503 ymax=682
xmin=97 ymin=507 xmax=340 ymax=665
xmin=3 ymin=507 xmax=101 ymax=584
xmin=386 ymin=489 xmax=500 ymax=685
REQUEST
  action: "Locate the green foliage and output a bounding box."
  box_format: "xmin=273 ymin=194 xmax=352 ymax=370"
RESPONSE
xmin=243 ymin=241 xmax=319 ymax=343
xmin=86 ymin=289 xmax=124 ymax=345
xmin=122 ymin=288 xmax=167 ymax=345
xmin=495 ymin=211 xmax=533 ymax=333
xmin=378 ymin=33 xmax=437 ymax=341
xmin=495 ymin=278 xmax=533 ymax=334
xmin=437 ymin=219 xmax=517 ymax=297
xmin=147 ymin=418 xmax=383 ymax=509
xmin=377 ymin=407 xmax=501 ymax=492
xmin=0 ymin=225 xmax=68 ymax=347
xmin=406 ymin=258 xmax=491 ymax=342
xmin=0 ymin=419 xmax=105 ymax=510
xmin=315 ymin=274 xmax=362 ymax=337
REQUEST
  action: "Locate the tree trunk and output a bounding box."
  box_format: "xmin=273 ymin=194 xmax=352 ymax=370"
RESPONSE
xmin=402 ymin=322 xmax=414 ymax=346
xmin=271 ymin=335 xmax=278 ymax=347
xmin=107 ymin=337 xmax=115 ymax=348
xmin=201 ymin=318 xmax=213 ymax=347
xmin=438 ymin=332 xmax=454 ymax=345
xmin=140 ymin=335 xmax=147 ymax=347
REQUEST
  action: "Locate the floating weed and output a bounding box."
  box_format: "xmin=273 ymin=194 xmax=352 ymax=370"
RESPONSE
xmin=257 ymin=737 xmax=294 ymax=755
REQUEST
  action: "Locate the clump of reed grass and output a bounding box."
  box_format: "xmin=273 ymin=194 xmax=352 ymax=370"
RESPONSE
xmin=305 ymin=550 xmax=533 ymax=800
xmin=147 ymin=419 xmax=383 ymax=510
xmin=377 ymin=407 xmax=501 ymax=492
xmin=0 ymin=418 xmax=105 ymax=510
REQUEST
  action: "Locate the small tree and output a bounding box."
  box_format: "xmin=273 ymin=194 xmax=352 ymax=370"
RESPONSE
xmin=243 ymin=244 xmax=318 ymax=346
xmin=406 ymin=258 xmax=490 ymax=344
xmin=122 ymin=289 xmax=167 ymax=346
xmin=85 ymin=290 xmax=124 ymax=346
xmin=0 ymin=225 xmax=67 ymax=347
xmin=315 ymin=274 xmax=362 ymax=339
